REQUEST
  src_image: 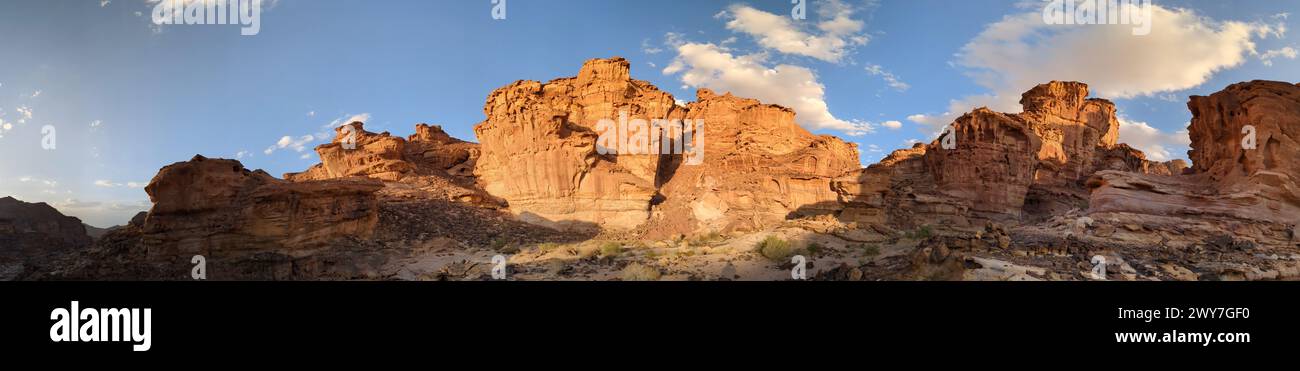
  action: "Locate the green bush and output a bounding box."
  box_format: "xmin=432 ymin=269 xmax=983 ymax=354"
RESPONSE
xmin=537 ymin=242 xmax=562 ymax=253
xmin=806 ymin=241 xmax=824 ymax=256
xmin=490 ymin=237 xmax=508 ymax=250
xmin=862 ymin=244 xmax=881 ymax=257
xmin=906 ymin=225 xmax=933 ymax=240
xmin=755 ymin=235 xmax=795 ymax=262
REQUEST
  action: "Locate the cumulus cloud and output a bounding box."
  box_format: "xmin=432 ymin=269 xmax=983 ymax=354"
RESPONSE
xmin=718 ymin=0 xmax=869 ymax=63
xmin=908 ymin=3 xmax=1283 ymax=144
xmin=959 ymin=5 xmax=1279 ymax=101
xmin=663 ymin=42 xmax=872 ymax=135
xmin=1118 ymin=118 xmax=1192 ymax=162
xmin=881 ymin=120 xmax=903 ymax=130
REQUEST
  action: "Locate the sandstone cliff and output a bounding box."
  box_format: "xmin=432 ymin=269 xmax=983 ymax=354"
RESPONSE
xmin=1089 ymin=80 xmax=1300 ymax=225
xmin=836 ymin=81 xmax=1180 ymax=228
xmin=142 ymin=155 xmax=384 ymax=260
xmin=474 ymin=57 xmax=859 ymax=234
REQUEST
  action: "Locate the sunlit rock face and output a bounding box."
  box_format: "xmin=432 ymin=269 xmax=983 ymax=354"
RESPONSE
xmin=474 ymin=57 xmax=859 ymax=234
xmin=836 ymin=81 xmax=1176 ymax=227
xmin=1089 ymin=80 xmax=1300 ymax=224
xmin=142 ymin=155 xmax=383 ymax=260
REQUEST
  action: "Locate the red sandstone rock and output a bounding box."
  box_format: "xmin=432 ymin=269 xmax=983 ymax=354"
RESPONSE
xmin=142 ymin=155 xmax=384 ymax=259
xmin=1089 ymin=80 xmax=1300 ymax=224
xmin=473 ymin=58 xmax=859 ymax=233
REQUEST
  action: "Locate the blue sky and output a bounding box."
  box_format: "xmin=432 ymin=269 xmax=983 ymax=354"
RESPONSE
xmin=0 ymin=0 xmax=1296 ymax=227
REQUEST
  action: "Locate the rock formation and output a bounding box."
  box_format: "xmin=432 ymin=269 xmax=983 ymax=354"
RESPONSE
xmin=1088 ymin=80 xmax=1300 ymax=225
xmin=142 ymin=155 xmax=384 ymax=260
xmin=0 ymin=197 xmax=92 ymax=279
xmin=836 ymin=81 xmax=1181 ymax=228
xmin=474 ymin=57 xmax=859 ymax=234
xmin=286 ymin=122 xmax=479 ymax=182
xmin=10 ymin=55 xmax=1297 ymax=282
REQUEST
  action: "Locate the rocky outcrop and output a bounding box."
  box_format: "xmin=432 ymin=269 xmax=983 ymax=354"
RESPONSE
xmin=1089 ymin=80 xmax=1300 ymax=225
xmin=0 ymin=197 xmax=93 ymax=279
xmin=286 ymin=123 xmax=479 ymax=182
xmin=473 ymin=58 xmax=681 ymax=230
xmin=142 ymin=155 xmax=384 ymax=260
xmin=836 ymin=81 xmax=1172 ymax=227
xmin=651 ymin=88 xmax=859 ymax=235
xmin=473 ymin=57 xmax=859 ymax=233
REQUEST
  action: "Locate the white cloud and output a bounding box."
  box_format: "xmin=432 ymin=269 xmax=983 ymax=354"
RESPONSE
xmin=881 ymin=120 xmax=903 ymax=130
xmin=265 ymin=134 xmax=315 ymax=155
xmin=262 ymin=112 xmax=371 ymax=156
xmin=910 ymin=4 xmax=1284 ymax=135
xmin=1259 ymin=46 xmax=1297 ymax=66
xmin=235 ymin=150 xmax=251 ymax=159
xmin=100 ymin=0 xmax=111 ymax=7
xmin=94 ymin=179 xmax=146 ymax=188
xmin=15 ymin=105 xmax=32 ymax=123
xmin=90 ymin=120 xmax=103 ymax=128
xmin=1118 ymin=118 xmax=1191 ymax=162
xmin=719 ymin=0 xmax=868 ymax=63
xmin=663 ymin=42 xmax=872 ymax=135
xmin=865 ymin=64 xmax=910 ymax=91
xmin=317 ymin=112 xmax=371 ymax=139
xmin=641 ymin=38 xmax=663 ymax=55
xmin=18 ymin=176 xmax=58 ymax=187
xmin=323 ymin=113 xmax=370 ymax=132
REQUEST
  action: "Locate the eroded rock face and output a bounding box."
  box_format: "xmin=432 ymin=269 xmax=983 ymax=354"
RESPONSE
xmin=286 ymin=123 xmax=479 ymax=182
xmin=473 ymin=57 xmax=859 ymax=233
xmin=1089 ymin=80 xmax=1300 ymax=224
xmin=647 ymin=89 xmax=860 ymax=236
xmin=836 ymin=81 xmax=1169 ymax=227
xmin=143 ymin=155 xmax=384 ymax=260
xmin=474 ymin=58 xmax=680 ymax=230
